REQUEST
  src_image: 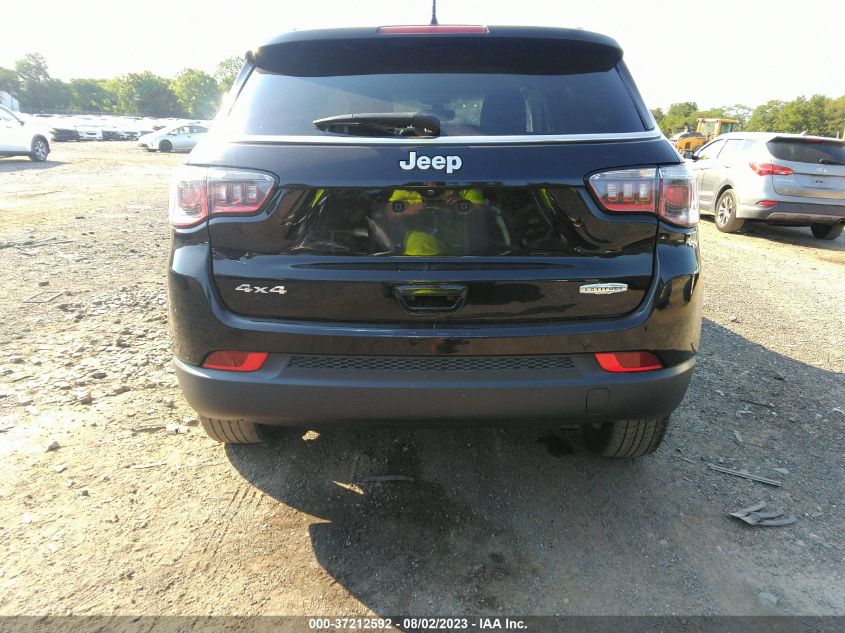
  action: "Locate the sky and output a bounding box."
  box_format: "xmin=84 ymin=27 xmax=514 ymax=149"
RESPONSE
xmin=1 ymin=0 xmax=844 ymax=111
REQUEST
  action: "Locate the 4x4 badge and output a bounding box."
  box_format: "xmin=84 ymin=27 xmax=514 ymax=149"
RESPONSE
xmin=579 ymin=283 xmax=628 ymax=295
xmin=399 ymin=151 xmax=462 ymax=174
xmin=235 ymin=284 xmax=286 ymax=295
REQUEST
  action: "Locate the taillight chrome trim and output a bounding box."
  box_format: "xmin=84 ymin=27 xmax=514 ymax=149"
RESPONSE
xmin=222 ymin=130 xmax=663 ymax=146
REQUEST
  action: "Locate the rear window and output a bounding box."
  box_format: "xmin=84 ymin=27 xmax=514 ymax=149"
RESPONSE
xmin=223 ymin=38 xmax=646 ymax=137
xmin=767 ymin=139 xmax=845 ymax=165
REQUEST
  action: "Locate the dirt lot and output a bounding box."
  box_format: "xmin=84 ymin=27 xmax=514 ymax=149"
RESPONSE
xmin=0 ymin=142 xmax=843 ymax=617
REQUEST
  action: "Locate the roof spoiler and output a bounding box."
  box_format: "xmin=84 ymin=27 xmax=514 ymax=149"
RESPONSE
xmin=249 ymin=34 xmax=622 ymax=77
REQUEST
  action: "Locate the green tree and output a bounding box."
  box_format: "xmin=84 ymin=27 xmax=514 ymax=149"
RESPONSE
xmin=69 ymin=78 xmax=115 ymax=113
xmin=650 ymin=107 xmax=665 ymax=127
xmin=745 ymin=100 xmax=784 ymax=132
xmin=775 ymin=95 xmax=828 ymax=135
xmin=695 ymin=107 xmax=725 ymax=119
xmin=15 ymin=53 xmax=70 ymax=110
xmin=658 ymin=102 xmax=698 ymax=136
xmin=824 ymin=95 xmax=845 ymax=138
xmin=171 ymin=68 xmax=219 ymax=118
xmin=15 ymin=53 xmax=49 ymax=84
xmin=0 ymin=66 xmax=19 ymax=97
xmin=113 ymin=71 xmax=180 ymax=116
xmin=214 ymin=56 xmax=243 ymax=93
xmin=724 ymin=104 xmax=753 ymax=129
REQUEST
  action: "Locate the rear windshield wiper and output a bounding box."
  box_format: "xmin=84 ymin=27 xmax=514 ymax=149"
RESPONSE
xmin=313 ymin=112 xmax=440 ymax=138
xmin=818 ymin=158 xmax=845 ymax=165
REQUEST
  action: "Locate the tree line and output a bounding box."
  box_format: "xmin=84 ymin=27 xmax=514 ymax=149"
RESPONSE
xmin=0 ymin=53 xmax=243 ymax=118
xmin=651 ymin=95 xmax=845 ymax=139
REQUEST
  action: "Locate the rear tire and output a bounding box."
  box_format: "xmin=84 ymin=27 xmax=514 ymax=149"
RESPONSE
xmin=583 ymin=417 xmax=670 ymax=458
xmin=159 ymin=140 xmax=172 ymax=153
xmin=200 ymin=417 xmax=265 ymax=444
xmin=810 ymin=223 xmax=843 ymax=240
xmin=714 ymin=189 xmax=744 ymax=233
xmin=29 ymin=137 xmax=49 ymax=162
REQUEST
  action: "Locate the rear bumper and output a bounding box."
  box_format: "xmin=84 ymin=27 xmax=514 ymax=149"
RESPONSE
xmin=738 ymin=200 xmax=845 ymax=223
xmin=174 ymin=354 xmax=695 ymax=426
xmin=168 ymin=222 xmax=702 ymax=426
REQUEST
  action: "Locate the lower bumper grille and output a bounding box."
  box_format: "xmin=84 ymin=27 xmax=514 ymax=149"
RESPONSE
xmin=287 ymin=354 xmax=575 ymax=372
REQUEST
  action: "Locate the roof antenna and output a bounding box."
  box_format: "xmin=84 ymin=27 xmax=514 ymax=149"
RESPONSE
xmin=430 ymin=0 xmax=439 ymax=25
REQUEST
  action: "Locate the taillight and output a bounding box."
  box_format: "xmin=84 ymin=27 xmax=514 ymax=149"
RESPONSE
xmin=169 ymin=166 xmax=275 ymax=227
xmin=588 ymin=168 xmax=656 ymax=212
xmin=202 ymin=351 xmax=269 ymax=372
xmin=588 ymin=165 xmax=699 ymax=227
xmin=749 ymin=162 xmax=794 ymax=176
xmin=595 ymin=352 xmax=663 ymax=373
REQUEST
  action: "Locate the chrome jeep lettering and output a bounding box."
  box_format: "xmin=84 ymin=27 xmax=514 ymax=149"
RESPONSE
xmin=399 ymin=151 xmax=462 ymax=174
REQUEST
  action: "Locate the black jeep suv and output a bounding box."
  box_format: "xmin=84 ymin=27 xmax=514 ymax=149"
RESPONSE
xmin=168 ymin=25 xmax=701 ymax=457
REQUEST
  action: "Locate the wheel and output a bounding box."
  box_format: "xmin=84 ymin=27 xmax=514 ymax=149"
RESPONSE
xmin=29 ymin=137 xmax=49 ymax=162
xmin=582 ymin=417 xmax=670 ymax=458
xmin=200 ymin=417 xmax=265 ymax=443
xmin=714 ymin=189 xmax=744 ymax=233
xmin=158 ymin=140 xmax=172 ymax=153
xmin=811 ymin=223 xmax=843 ymax=240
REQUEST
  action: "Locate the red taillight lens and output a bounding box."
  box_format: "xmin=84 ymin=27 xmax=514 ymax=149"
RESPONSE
xmin=658 ymin=165 xmax=699 ymax=227
xmin=588 ymin=168 xmax=657 ymax=212
xmin=378 ymin=25 xmax=489 ymax=34
xmin=202 ymin=351 xmax=269 ymax=372
xmin=595 ymin=352 xmax=663 ymax=373
xmin=588 ymin=165 xmax=699 ymax=227
xmin=169 ymin=166 xmax=275 ymax=227
xmin=749 ymin=162 xmax=794 ymax=176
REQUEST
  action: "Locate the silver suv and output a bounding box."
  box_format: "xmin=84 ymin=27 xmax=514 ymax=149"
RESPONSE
xmin=688 ymin=132 xmax=845 ymax=239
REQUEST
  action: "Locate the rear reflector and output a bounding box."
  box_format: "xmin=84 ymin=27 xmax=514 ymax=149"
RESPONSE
xmin=595 ymin=352 xmax=663 ymax=373
xmin=378 ymin=25 xmax=489 ymax=34
xmin=202 ymin=351 xmax=269 ymax=372
xmin=756 ymin=200 xmax=779 ymax=207
xmin=749 ymin=162 xmax=794 ymax=176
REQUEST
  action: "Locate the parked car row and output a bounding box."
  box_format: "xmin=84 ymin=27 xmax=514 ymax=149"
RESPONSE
xmin=1 ymin=106 xmax=213 ymax=161
xmin=23 ymin=113 xmax=211 ymax=144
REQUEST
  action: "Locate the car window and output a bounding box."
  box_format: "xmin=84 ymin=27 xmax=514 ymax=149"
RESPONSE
xmin=697 ymin=139 xmax=725 ymax=160
xmin=716 ymin=139 xmax=744 ymax=162
xmin=0 ymin=108 xmax=18 ymax=123
xmin=224 ymin=37 xmax=648 ymax=138
xmin=766 ymin=138 xmax=845 ymax=164
xmin=226 ymin=69 xmax=646 ymax=137
xmin=191 ymin=126 xmax=208 ymax=133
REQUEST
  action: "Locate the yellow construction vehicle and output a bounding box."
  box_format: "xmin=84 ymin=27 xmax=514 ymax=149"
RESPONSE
xmin=672 ymin=118 xmax=740 ymax=153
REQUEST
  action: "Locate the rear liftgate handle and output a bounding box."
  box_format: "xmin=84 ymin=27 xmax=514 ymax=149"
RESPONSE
xmin=393 ymin=284 xmax=468 ymax=313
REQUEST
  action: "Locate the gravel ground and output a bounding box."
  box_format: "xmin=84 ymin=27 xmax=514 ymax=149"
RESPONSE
xmin=0 ymin=142 xmax=843 ymax=617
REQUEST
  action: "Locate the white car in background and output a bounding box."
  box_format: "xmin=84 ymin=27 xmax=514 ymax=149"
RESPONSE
xmin=0 ymin=105 xmax=51 ymax=161
xmin=138 ymin=123 xmax=209 ymax=152
xmin=76 ymin=120 xmax=103 ymax=141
